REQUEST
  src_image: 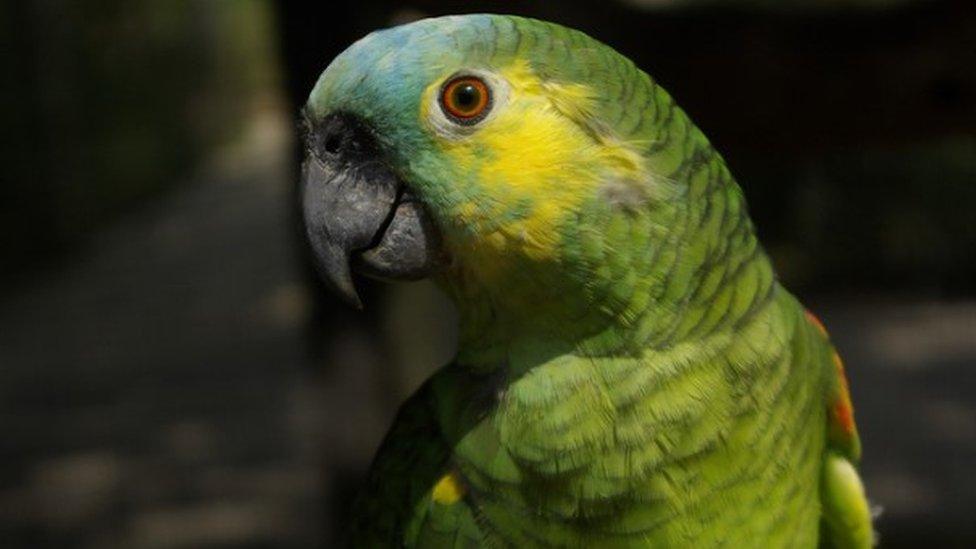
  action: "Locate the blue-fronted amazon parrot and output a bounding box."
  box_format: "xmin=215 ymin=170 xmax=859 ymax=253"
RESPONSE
xmin=300 ymin=14 xmax=873 ymax=548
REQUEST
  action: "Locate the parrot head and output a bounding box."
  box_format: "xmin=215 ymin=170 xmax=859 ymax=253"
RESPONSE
xmin=301 ymin=14 xmax=736 ymax=350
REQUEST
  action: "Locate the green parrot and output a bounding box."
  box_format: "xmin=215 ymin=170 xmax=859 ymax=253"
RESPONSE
xmin=300 ymin=14 xmax=874 ymax=548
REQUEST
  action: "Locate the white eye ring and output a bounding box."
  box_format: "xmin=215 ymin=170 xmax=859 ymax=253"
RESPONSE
xmin=426 ymin=69 xmax=510 ymax=139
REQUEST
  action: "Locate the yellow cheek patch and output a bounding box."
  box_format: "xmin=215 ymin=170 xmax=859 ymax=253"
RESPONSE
xmin=423 ymin=60 xmax=648 ymax=267
xmin=431 ymin=470 xmax=466 ymax=505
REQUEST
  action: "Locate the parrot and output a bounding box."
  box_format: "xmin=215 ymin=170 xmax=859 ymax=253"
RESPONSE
xmin=299 ymin=13 xmax=874 ymax=548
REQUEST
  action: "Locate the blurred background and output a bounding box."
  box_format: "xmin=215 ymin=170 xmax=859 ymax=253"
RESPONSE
xmin=1 ymin=0 xmax=974 ymax=547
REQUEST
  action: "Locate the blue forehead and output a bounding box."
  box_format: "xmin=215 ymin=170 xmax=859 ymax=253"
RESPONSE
xmin=306 ymin=15 xmax=505 ymax=127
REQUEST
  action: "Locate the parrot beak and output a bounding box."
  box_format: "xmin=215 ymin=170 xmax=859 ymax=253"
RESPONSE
xmin=300 ymin=113 xmax=442 ymax=308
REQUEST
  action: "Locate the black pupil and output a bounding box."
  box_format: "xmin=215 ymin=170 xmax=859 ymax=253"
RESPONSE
xmin=453 ymin=83 xmax=480 ymax=111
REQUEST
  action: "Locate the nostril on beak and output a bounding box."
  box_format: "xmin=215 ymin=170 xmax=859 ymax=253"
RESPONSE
xmin=312 ymin=113 xmax=374 ymax=160
xmin=323 ymin=133 xmax=342 ymax=155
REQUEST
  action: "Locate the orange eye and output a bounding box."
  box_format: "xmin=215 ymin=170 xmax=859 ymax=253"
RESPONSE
xmin=439 ymin=75 xmax=492 ymax=124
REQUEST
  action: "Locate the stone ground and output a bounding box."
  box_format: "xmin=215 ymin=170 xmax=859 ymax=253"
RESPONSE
xmin=1 ymin=111 xmax=974 ymax=548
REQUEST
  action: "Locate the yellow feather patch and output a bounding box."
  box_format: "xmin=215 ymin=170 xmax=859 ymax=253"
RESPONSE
xmin=431 ymin=470 xmax=465 ymax=505
xmin=822 ymin=454 xmax=875 ymax=548
xmin=421 ymin=59 xmax=648 ymax=274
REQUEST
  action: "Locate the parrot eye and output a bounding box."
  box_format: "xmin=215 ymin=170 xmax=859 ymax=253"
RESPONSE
xmin=439 ymin=75 xmax=492 ymax=125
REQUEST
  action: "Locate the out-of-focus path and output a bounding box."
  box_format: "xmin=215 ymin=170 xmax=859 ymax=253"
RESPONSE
xmin=0 ymin=110 xmax=973 ymax=547
xmin=0 ymin=111 xmax=453 ymax=548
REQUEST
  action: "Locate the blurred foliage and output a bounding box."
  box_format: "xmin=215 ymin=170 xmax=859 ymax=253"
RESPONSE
xmin=2 ymin=0 xmax=972 ymax=297
xmin=0 ymin=0 xmax=279 ymax=278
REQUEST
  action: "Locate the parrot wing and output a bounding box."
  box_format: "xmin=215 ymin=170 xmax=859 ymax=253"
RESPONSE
xmin=804 ymin=311 xmax=875 ymax=549
xmin=346 ymin=372 xmax=487 ymax=548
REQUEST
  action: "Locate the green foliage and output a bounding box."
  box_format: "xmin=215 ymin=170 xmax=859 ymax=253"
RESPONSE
xmin=1 ymin=0 xmax=279 ymax=275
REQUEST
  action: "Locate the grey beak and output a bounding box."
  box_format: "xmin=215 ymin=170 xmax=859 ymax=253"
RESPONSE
xmin=300 ymin=113 xmax=441 ymax=308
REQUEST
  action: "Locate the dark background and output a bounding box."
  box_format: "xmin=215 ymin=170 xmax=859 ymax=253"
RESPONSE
xmin=2 ymin=0 xmax=974 ymax=547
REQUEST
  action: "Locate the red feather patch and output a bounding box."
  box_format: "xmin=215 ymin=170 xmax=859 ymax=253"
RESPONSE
xmin=804 ymin=309 xmax=829 ymax=337
xmin=831 ymin=352 xmax=856 ymax=436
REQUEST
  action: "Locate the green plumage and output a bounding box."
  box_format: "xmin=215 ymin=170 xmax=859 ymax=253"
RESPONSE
xmin=308 ymin=14 xmax=873 ymax=548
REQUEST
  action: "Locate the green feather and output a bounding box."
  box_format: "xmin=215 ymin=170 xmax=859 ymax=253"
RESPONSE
xmin=312 ymin=14 xmax=874 ymax=548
